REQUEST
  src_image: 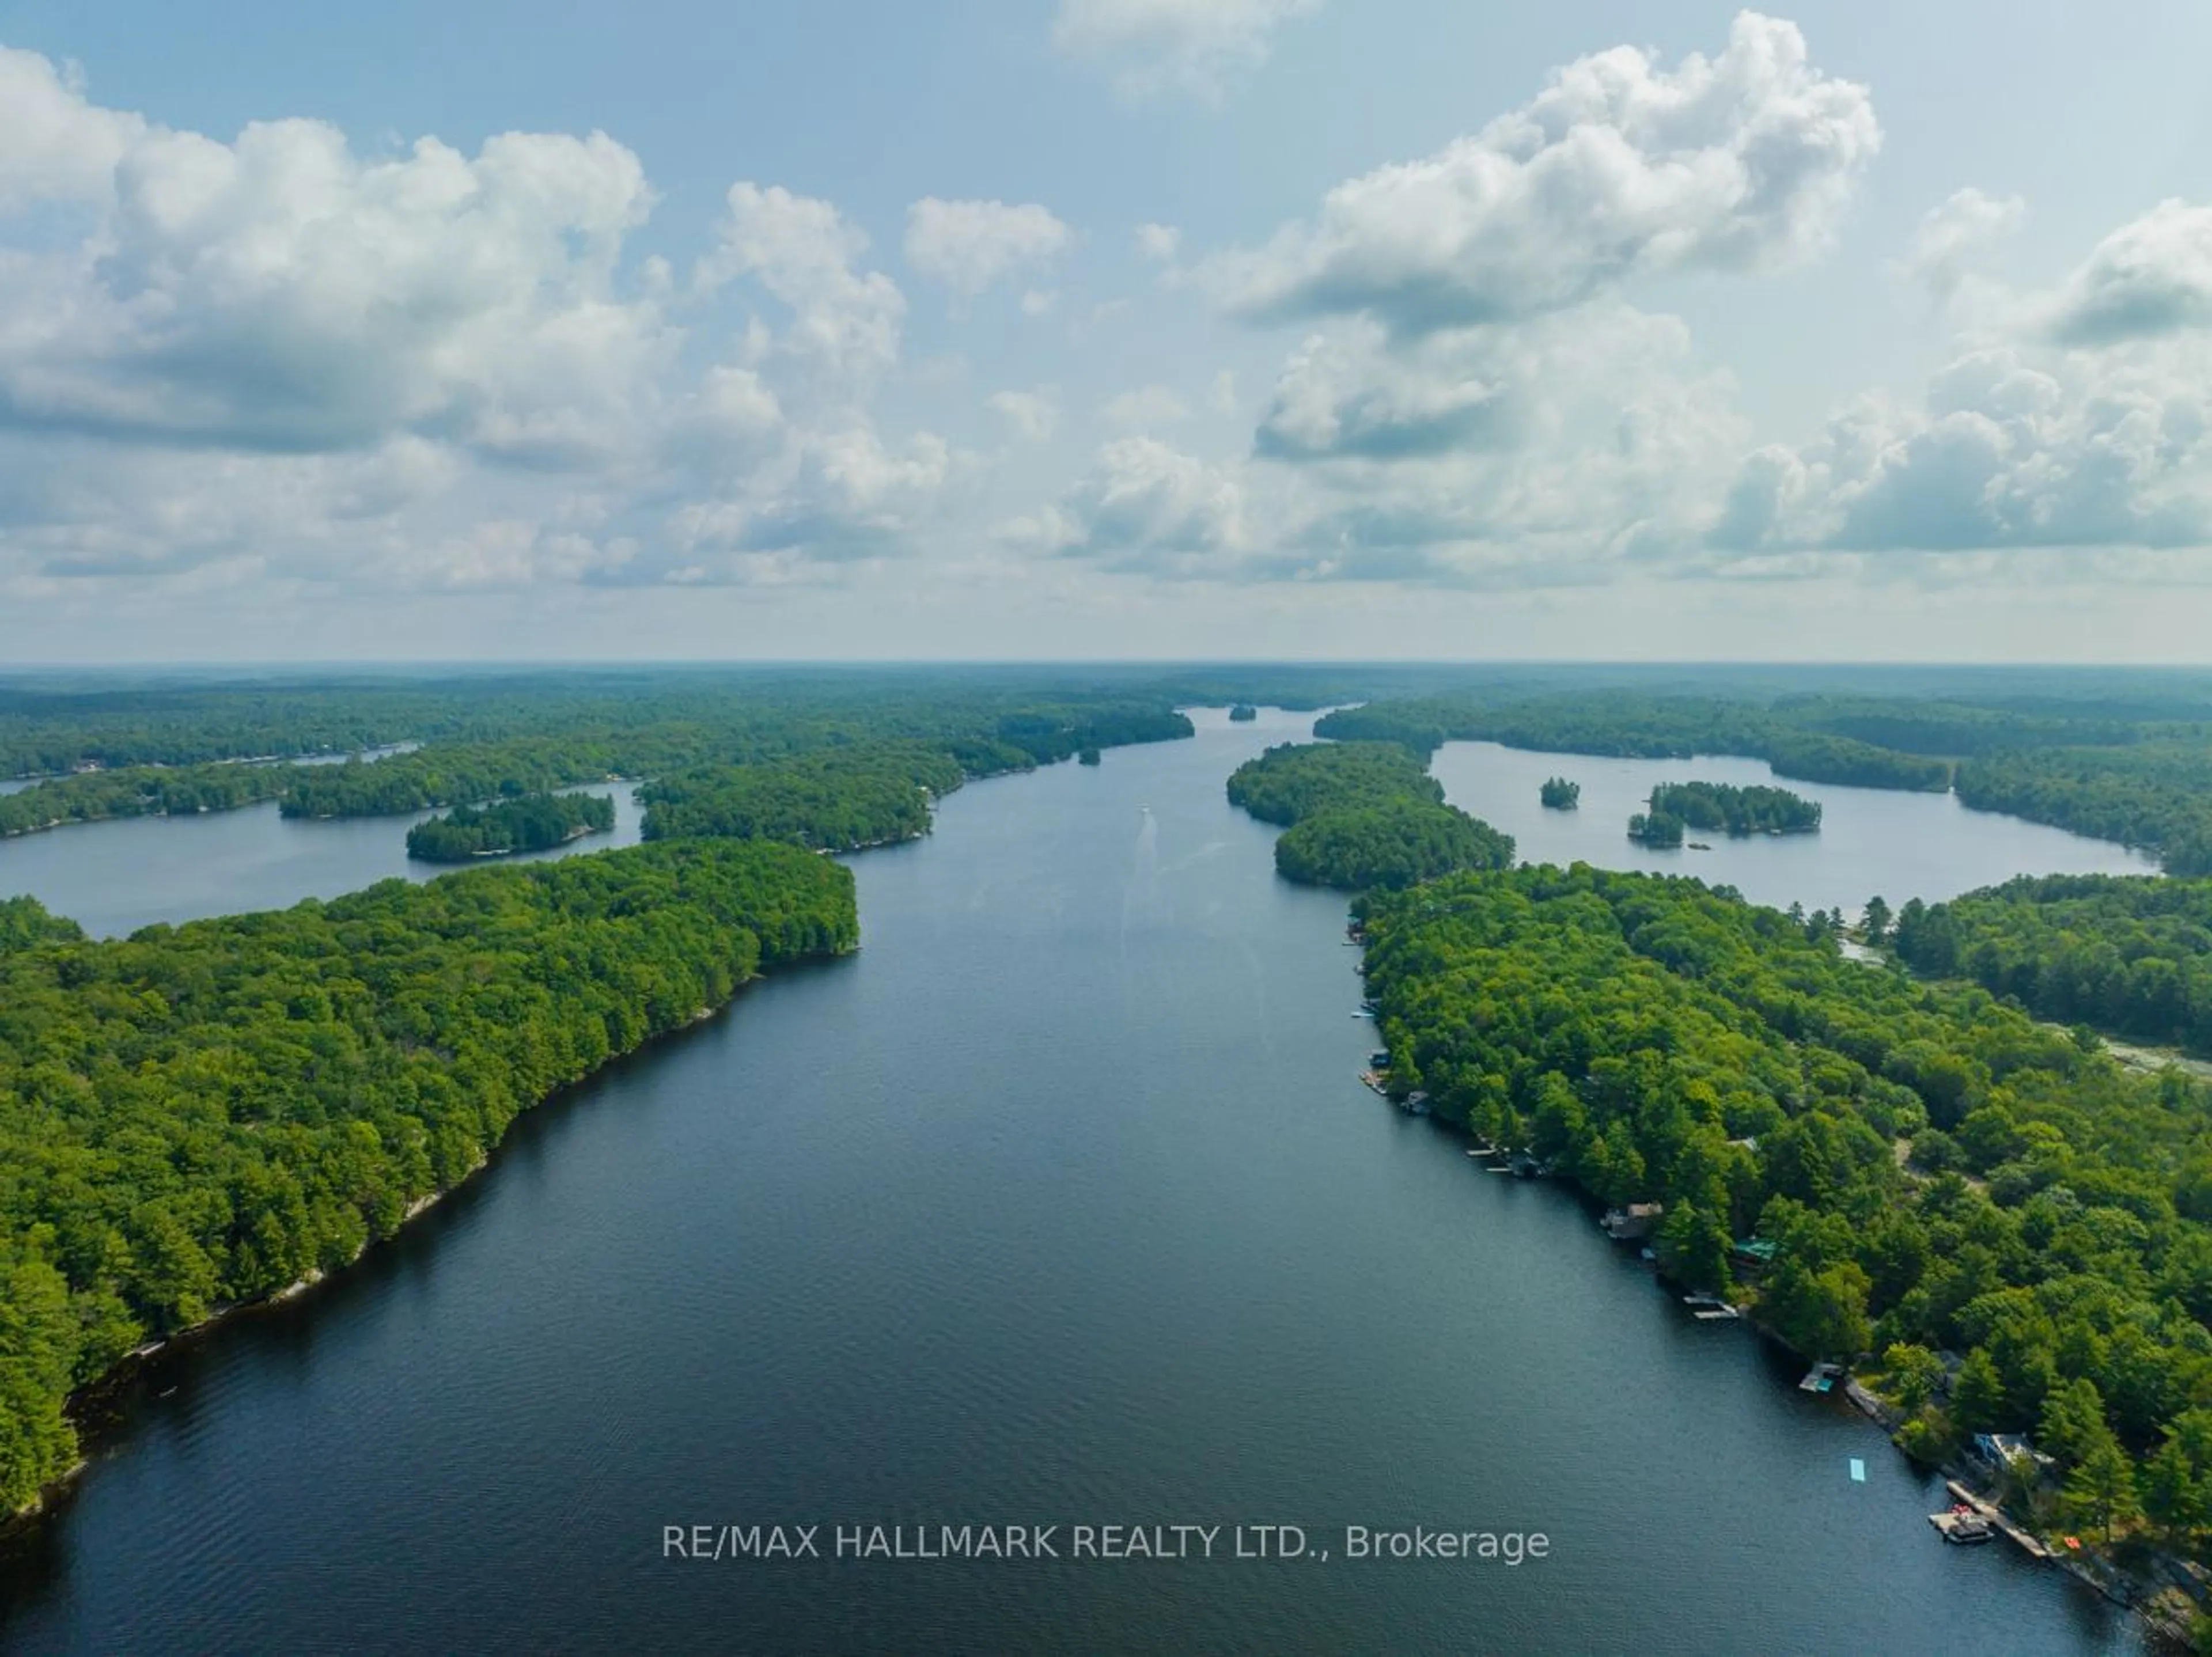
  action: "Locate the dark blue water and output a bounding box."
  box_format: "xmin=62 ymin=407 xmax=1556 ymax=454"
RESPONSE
xmin=0 ymin=712 xmax=2148 ymax=1652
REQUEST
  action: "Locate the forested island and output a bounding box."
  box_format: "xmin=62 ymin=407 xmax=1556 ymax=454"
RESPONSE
xmin=1226 ymin=742 xmax=1513 ymax=890
xmin=641 ymin=745 xmax=961 ymax=851
xmin=1540 ymin=777 xmax=1580 ymax=810
xmin=1627 ymin=809 xmax=1685 ymax=848
xmin=1226 ymin=740 xmax=1444 ymax=825
xmin=0 ymin=841 xmax=857 ymax=1516
xmin=404 ymin=793 xmax=616 ymax=862
xmin=1648 ymin=781 xmax=1822 ymax=837
xmin=1229 ymin=704 xmax=1258 ymax=723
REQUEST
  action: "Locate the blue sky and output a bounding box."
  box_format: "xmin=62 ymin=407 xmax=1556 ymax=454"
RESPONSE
xmin=2 ymin=1 xmax=2211 ymax=662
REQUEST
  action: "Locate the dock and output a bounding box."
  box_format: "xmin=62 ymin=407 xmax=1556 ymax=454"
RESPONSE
xmin=1798 ymin=1363 xmax=1842 ymax=1393
xmin=1929 ymin=1509 xmax=1995 ymax=1545
xmin=1944 ymin=1480 xmax=2050 ymax=1559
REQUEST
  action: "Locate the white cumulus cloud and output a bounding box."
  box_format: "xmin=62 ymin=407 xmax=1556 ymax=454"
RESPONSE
xmin=1205 ymin=12 xmax=1878 ymax=333
xmin=1005 ymin=436 xmax=1251 ymax=572
xmin=2045 ymin=198 xmax=2212 ymax=346
xmin=1052 ymin=0 xmax=1323 ymax=102
xmin=1896 ymin=187 xmax=2026 ymax=303
xmin=904 ymin=197 xmax=1071 ymax=296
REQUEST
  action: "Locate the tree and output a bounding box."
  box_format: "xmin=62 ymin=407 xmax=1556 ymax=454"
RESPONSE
xmin=1658 ymin=1200 xmax=1732 ymax=1294
xmin=1862 ymin=896 xmax=1891 ymax=945
xmin=1950 ymin=1349 xmax=2009 ymax=1434
xmin=2145 ymin=1439 xmax=2212 ymax=1546
xmin=2065 ymin=1440 xmax=2141 ymax=1541
xmin=2038 ymin=1377 xmax=2113 ymax=1469
xmin=1881 ymin=1343 xmax=1945 ymax=1413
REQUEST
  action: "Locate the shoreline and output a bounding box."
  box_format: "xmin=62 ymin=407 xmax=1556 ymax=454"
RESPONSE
xmin=1 ymin=942 xmax=847 ymax=1535
xmin=1375 ymin=977 xmax=2199 ymax=1649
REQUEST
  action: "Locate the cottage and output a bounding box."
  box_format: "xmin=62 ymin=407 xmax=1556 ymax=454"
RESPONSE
xmin=1971 ymin=1433 xmax=2054 ymax=1476
xmin=1601 ymin=1203 xmax=1664 ymax=1242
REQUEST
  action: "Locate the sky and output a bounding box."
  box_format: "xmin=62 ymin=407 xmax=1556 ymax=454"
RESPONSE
xmin=2 ymin=1 xmax=2212 ymax=664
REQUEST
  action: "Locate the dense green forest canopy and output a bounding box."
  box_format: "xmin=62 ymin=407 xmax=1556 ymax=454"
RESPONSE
xmin=1360 ymin=864 xmax=2212 ymax=1555
xmin=14 ymin=666 xmax=2212 ymax=860
xmin=0 ymin=896 xmax=81 ymax=953
xmin=0 ymin=681 xmax=1197 ymax=837
xmin=1225 ymin=742 xmax=1512 ymax=890
xmin=1225 ymin=741 xmax=1443 ymax=826
xmin=1317 ymin=687 xmax=2212 ymax=867
xmin=1649 ymin=782 xmax=1822 ymax=836
xmin=404 ymin=793 xmax=616 ymax=862
xmin=0 ymin=841 xmax=856 ymax=1515
xmin=1275 ymin=798 xmax=1514 ymax=891
xmin=9 ymin=663 xmax=2210 ymax=780
xmin=0 ymin=672 xmax=1188 ymax=777
xmin=1955 ymin=745 xmax=2212 ymax=878
xmin=1627 ymin=810 xmax=1685 ymax=848
xmin=1 ymin=764 xmax=291 ymax=839
xmin=1540 ymin=777 xmax=1580 ymax=809
xmin=1892 ymin=875 xmax=2212 ymax=1058
xmin=273 ymin=696 xmax=1194 ymax=821
xmin=641 ymin=744 xmax=965 ymax=851
xmin=0 ymin=663 xmax=1508 ymax=782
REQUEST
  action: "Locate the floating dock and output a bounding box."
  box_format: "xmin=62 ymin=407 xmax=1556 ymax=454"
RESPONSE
xmin=1943 ymin=1480 xmax=2049 ymax=1559
xmin=1798 ymin=1363 xmax=1842 ymax=1393
xmin=1929 ymin=1510 xmax=1995 ymax=1545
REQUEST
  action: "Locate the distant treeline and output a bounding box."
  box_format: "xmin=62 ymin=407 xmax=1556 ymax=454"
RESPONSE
xmin=0 ymin=842 xmax=856 ymax=1516
xmin=1954 ymin=746 xmax=2212 ymax=877
xmin=1226 ymin=742 xmax=1512 ymax=890
xmin=0 ymin=690 xmax=1196 ymax=839
xmin=0 ymin=764 xmax=290 ymax=839
xmin=404 ymin=793 xmax=616 ymax=862
xmin=1317 ymin=689 xmax=2212 ymax=868
xmin=1892 ymin=875 xmax=2212 ymax=1057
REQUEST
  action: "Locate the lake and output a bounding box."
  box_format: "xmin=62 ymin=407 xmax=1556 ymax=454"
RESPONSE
xmin=1430 ymin=741 xmax=2159 ymax=914
xmin=0 ymin=713 xmax=2157 ymax=1652
xmin=0 ymin=782 xmax=642 ymax=939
